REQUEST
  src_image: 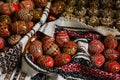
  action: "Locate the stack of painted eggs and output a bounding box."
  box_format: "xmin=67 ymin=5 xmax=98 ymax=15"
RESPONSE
xmin=27 ymin=30 xmax=77 ymax=68
xmin=89 ymin=34 xmax=120 ymax=73
xmin=0 ymin=0 xmax=47 ymax=52
xmin=49 ymin=0 xmax=120 ymax=31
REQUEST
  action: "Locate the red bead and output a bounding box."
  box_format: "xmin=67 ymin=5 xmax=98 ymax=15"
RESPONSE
xmin=104 ymin=60 xmax=120 ymax=73
xmin=91 ymin=53 xmax=105 ymax=68
xmin=103 ymin=49 xmax=120 ymax=60
xmin=56 ymin=30 xmax=70 ymax=47
xmin=63 ymin=41 xmax=77 ymax=56
xmin=104 ymin=34 xmax=118 ymax=49
xmin=89 ymin=40 xmax=104 ymax=54
xmin=37 ymin=55 xmax=54 ymax=68
xmin=54 ymin=53 xmax=71 ymax=66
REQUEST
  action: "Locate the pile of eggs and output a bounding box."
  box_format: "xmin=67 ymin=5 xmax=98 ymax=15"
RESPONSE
xmin=89 ymin=34 xmax=120 ymax=73
xmin=0 ymin=0 xmax=48 ymax=52
xmin=26 ymin=31 xmax=77 ymax=68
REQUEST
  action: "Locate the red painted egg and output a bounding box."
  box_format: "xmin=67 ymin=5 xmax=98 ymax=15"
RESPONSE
xmin=29 ymin=40 xmax=43 ymax=55
xmin=104 ymin=60 xmax=120 ymax=73
xmin=0 ymin=3 xmax=18 ymax=15
xmin=63 ymin=41 xmax=77 ymax=56
xmin=56 ymin=30 xmax=70 ymax=47
xmin=37 ymin=55 xmax=54 ymax=68
xmin=0 ymin=22 xmax=10 ymax=37
xmin=89 ymin=40 xmax=104 ymax=54
xmin=0 ymin=37 xmax=5 ymax=50
xmin=104 ymin=34 xmax=118 ymax=49
xmin=19 ymin=0 xmax=34 ymax=10
xmin=54 ymin=53 xmax=71 ymax=66
xmin=43 ymin=41 xmax=60 ymax=57
xmin=91 ymin=53 xmax=105 ymax=68
xmin=34 ymin=0 xmax=48 ymax=7
xmin=104 ymin=49 xmax=120 ymax=60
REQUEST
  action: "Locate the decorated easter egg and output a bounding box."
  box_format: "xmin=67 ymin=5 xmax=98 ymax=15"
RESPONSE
xmin=104 ymin=34 xmax=118 ymax=49
xmin=8 ymin=35 xmax=21 ymax=45
xmin=54 ymin=53 xmax=71 ymax=66
xmin=12 ymin=21 xmax=34 ymax=35
xmin=104 ymin=60 xmax=120 ymax=73
xmin=56 ymin=30 xmax=70 ymax=47
xmin=34 ymin=0 xmax=48 ymax=7
xmin=116 ymin=20 xmax=120 ymax=31
xmin=88 ymin=7 xmax=99 ymax=16
xmin=30 ymin=8 xmax=43 ymax=21
xmin=37 ymin=55 xmax=54 ymax=68
xmin=43 ymin=41 xmax=60 ymax=57
xmin=63 ymin=41 xmax=77 ymax=56
xmin=0 ymin=22 xmax=10 ymax=37
xmin=0 ymin=37 xmax=5 ymax=50
xmin=16 ymin=8 xmax=33 ymax=21
xmin=88 ymin=16 xmax=99 ymax=26
xmin=89 ymin=40 xmax=104 ymax=54
xmin=0 ymin=15 xmax=12 ymax=25
xmin=29 ymin=40 xmax=43 ymax=55
xmin=19 ymin=0 xmax=34 ymax=10
xmin=91 ymin=53 xmax=105 ymax=68
xmin=101 ymin=16 xmax=113 ymax=27
xmin=0 ymin=3 xmax=19 ymax=15
xmin=50 ymin=1 xmax=66 ymax=16
xmin=104 ymin=49 xmax=120 ymax=60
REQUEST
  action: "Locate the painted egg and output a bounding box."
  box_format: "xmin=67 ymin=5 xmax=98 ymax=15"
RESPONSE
xmin=102 ymin=8 xmax=114 ymax=17
xmin=88 ymin=16 xmax=99 ymax=26
xmin=30 ymin=8 xmax=43 ymax=21
xmin=88 ymin=40 xmax=104 ymax=54
xmin=88 ymin=7 xmax=99 ymax=16
xmin=0 ymin=3 xmax=19 ymax=15
xmin=54 ymin=53 xmax=71 ymax=66
xmin=101 ymin=16 xmax=113 ymax=27
xmin=19 ymin=0 xmax=35 ymax=10
xmin=43 ymin=41 xmax=60 ymax=57
xmin=37 ymin=55 xmax=54 ymax=68
xmin=42 ymin=35 xmax=55 ymax=44
xmin=29 ymin=40 xmax=43 ymax=55
xmin=0 ymin=1 xmax=4 ymax=6
xmin=116 ymin=20 xmax=120 ymax=31
xmin=91 ymin=53 xmax=105 ymax=68
xmin=0 ymin=15 xmax=12 ymax=25
xmin=74 ymin=7 xmax=86 ymax=17
xmin=12 ymin=21 xmax=34 ymax=35
xmin=8 ymin=35 xmax=21 ymax=45
xmin=104 ymin=49 xmax=120 ymax=60
xmin=56 ymin=30 xmax=70 ymax=47
xmin=50 ymin=1 xmax=66 ymax=16
xmin=34 ymin=0 xmax=48 ymax=7
xmin=104 ymin=60 xmax=120 ymax=73
xmin=104 ymin=34 xmax=118 ymax=49
xmin=67 ymin=0 xmax=76 ymax=6
xmin=0 ymin=22 xmax=10 ymax=37
xmin=0 ymin=37 xmax=5 ymax=50
xmin=16 ymin=8 xmax=33 ymax=21
xmin=63 ymin=41 xmax=77 ymax=56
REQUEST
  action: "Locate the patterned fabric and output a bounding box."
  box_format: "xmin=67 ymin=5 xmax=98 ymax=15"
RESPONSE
xmin=0 ymin=42 xmax=22 ymax=74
